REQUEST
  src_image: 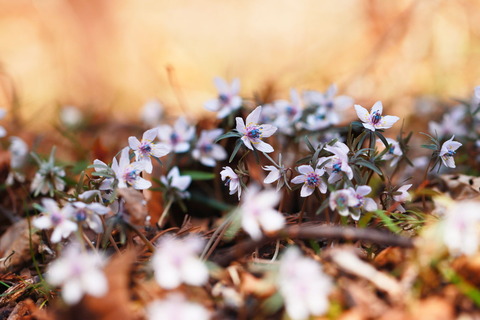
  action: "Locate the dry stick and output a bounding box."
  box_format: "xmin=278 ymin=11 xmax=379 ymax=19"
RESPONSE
xmin=213 ymin=224 xmax=414 ymax=267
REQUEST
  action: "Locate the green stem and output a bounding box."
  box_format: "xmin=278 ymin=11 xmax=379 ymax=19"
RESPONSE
xmin=157 ymin=198 xmax=174 ymax=228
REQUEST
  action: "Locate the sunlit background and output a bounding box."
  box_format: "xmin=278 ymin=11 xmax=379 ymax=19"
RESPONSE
xmin=1 ymin=0 xmax=480 ymax=129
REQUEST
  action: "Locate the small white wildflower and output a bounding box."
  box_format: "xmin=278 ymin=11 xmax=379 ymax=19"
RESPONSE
xmin=240 ymin=185 xmax=285 ymax=240
xmin=220 ymin=166 xmax=241 ymax=200
xmin=329 ymin=188 xmax=360 ymax=220
xmin=30 ymin=148 xmax=66 ymax=197
xmin=128 ymin=128 xmax=171 ymax=174
xmin=428 ymin=107 xmax=466 ymax=138
xmin=112 ymin=147 xmax=151 ymax=190
xmin=140 ymin=99 xmax=164 ymax=127
xmin=47 ymin=244 xmax=108 ymax=305
xmin=68 ymin=201 xmax=110 ymax=233
xmin=160 ymin=166 xmax=192 ymax=199
xmin=146 ymin=294 xmax=210 ymax=320
xmin=380 ymin=138 xmax=403 ymax=167
xmin=354 ymin=101 xmax=399 ymax=131
xmin=236 ymin=106 xmax=277 ymax=153
xmin=278 ymin=247 xmax=332 ymax=320
xmin=157 ymin=117 xmax=195 ymax=153
xmin=291 ymin=165 xmax=327 ymax=197
xmin=439 ymin=135 xmax=462 ymax=168
xmin=352 ymin=185 xmax=378 ymax=217
xmin=204 ymin=77 xmax=242 ymax=119
xmin=192 ymin=129 xmax=227 ymax=167
xmin=271 ymin=89 xmax=303 ymax=135
xmin=151 ymin=234 xmax=208 ymax=289
xmin=33 ymin=199 xmax=78 ymax=243
xmin=6 ymin=136 xmax=28 ymax=185
xmin=393 ymin=184 xmax=412 ymax=212
xmin=323 ymin=142 xmax=353 ymax=183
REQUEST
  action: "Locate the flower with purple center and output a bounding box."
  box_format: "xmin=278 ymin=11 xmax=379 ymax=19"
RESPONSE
xmin=351 ymin=186 xmax=378 ymax=218
xmin=354 ymin=101 xmax=399 ymax=131
xmin=204 ymin=77 xmax=242 ymax=119
xmin=192 ymin=129 xmax=227 ymax=167
xmin=291 ymin=165 xmax=327 ymax=197
xmin=33 ymin=198 xmax=78 ymax=243
xmin=220 ymin=166 xmax=242 ymax=200
xmin=112 ymin=147 xmax=151 ymax=190
xmin=236 ymin=106 xmax=277 ymax=153
xmin=329 ymin=188 xmax=361 ymax=219
xmin=393 ymin=184 xmax=412 ymax=212
xmin=322 ymin=142 xmax=353 ymax=183
xmin=68 ymin=201 xmax=110 ymax=233
xmin=379 ymin=138 xmax=403 ymax=167
xmin=128 ymin=128 xmax=171 ymax=174
xmin=439 ymin=135 xmax=462 ymax=168
xmin=157 ymin=117 xmax=195 ymax=153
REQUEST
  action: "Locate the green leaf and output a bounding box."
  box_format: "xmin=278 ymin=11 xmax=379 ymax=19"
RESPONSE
xmin=375 ymin=131 xmax=390 ymax=149
xmin=355 ymin=159 xmax=383 ymax=176
xmin=375 ymin=210 xmax=401 ymax=233
xmin=421 ymin=144 xmax=438 ymax=150
xmin=303 ymin=135 xmax=316 ymax=153
xmin=229 ymin=139 xmax=244 ymax=163
xmin=182 ymin=170 xmax=215 ymax=180
xmin=214 ymin=131 xmax=241 ymax=143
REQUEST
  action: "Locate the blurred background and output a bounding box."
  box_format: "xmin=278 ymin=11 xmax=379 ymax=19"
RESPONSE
xmin=0 ymin=0 xmax=480 ymax=129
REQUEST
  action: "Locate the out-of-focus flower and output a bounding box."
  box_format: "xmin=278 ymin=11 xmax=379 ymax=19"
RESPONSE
xmin=31 ymin=148 xmax=66 ymax=197
xmin=220 ymin=166 xmax=241 ymax=200
xmin=33 ymin=199 xmax=78 ymax=243
xmin=379 ymin=138 xmax=403 ymax=167
xmin=278 ymin=247 xmax=332 ymax=320
xmin=140 ymin=99 xmax=164 ymax=127
xmin=128 ymin=128 xmax=171 ymax=174
xmin=291 ymin=165 xmax=327 ymax=197
xmin=323 ymin=142 xmax=353 ymax=183
xmin=46 ymin=244 xmax=107 ymax=305
xmin=60 ymin=105 xmax=83 ymax=128
xmin=442 ymin=199 xmax=480 ymax=256
xmin=204 ymin=77 xmax=242 ymax=119
xmin=192 ymin=129 xmax=227 ymax=167
xmin=240 ymin=184 xmax=284 ymax=240
xmin=112 ymin=147 xmax=151 ymax=190
xmin=428 ymin=107 xmax=466 ymax=138
xmin=160 ymin=166 xmax=191 ymax=199
xmin=146 ymin=294 xmax=210 ymax=320
xmin=352 ymin=185 xmax=377 ymax=216
xmin=236 ymin=106 xmax=277 ymax=153
xmin=0 ymin=108 xmax=6 ymax=137
xmin=393 ymin=184 xmax=412 ymax=212
xmin=271 ymin=89 xmax=303 ymax=135
xmin=157 ymin=117 xmax=195 ymax=153
xmin=6 ymin=136 xmax=28 ymax=185
xmin=68 ymin=201 xmax=110 ymax=233
xmin=439 ymin=136 xmax=462 ymax=168
xmin=329 ymin=188 xmax=360 ymax=219
xmin=151 ymin=234 xmax=208 ymax=289
xmin=354 ymin=101 xmax=399 ymax=131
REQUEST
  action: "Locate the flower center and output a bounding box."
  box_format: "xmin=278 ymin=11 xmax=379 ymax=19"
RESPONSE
xmin=332 ymin=163 xmax=342 ymax=173
xmin=388 ymin=146 xmax=395 ymax=154
xmin=170 ymin=132 xmax=179 ymax=144
xmin=247 ymin=127 xmax=261 ymax=139
xmin=355 ymin=195 xmax=364 ymax=208
xmin=219 ymin=94 xmax=230 ymax=104
xmin=286 ymin=106 xmax=297 ymax=117
xmin=201 ymin=143 xmax=213 ymax=154
xmin=306 ymin=172 xmax=320 ymax=187
xmin=75 ymin=208 xmax=87 ymax=221
xmin=371 ymin=111 xmax=382 ymax=125
xmin=336 ymin=196 xmax=347 ymax=208
xmin=124 ymin=168 xmax=140 ymax=184
xmin=446 ymin=150 xmax=456 ymax=157
xmin=139 ymin=143 xmax=152 ymax=155
xmin=51 ymin=212 xmax=63 ymax=225
xmin=326 ymin=101 xmax=334 ymax=109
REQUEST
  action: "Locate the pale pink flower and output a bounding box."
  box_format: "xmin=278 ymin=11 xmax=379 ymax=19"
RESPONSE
xmin=278 ymin=247 xmax=332 ymax=320
xmin=393 ymin=184 xmax=412 ymax=212
xmin=151 ymin=234 xmax=208 ymax=289
xmin=192 ymin=129 xmax=227 ymax=167
xmin=240 ymin=185 xmax=285 ymax=240
xmin=291 ymin=165 xmax=327 ymax=197
xmin=220 ymin=166 xmax=241 ymax=200
xmin=33 ymin=199 xmax=78 ymax=243
xmin=439 ymin=136 xmax=462 ymax=168
xmin=354 ymin=101 xmax=399 ymax=131
xmin=46 ymin=244 xmax=107 ymax=305
xmin=352 ymin=185 xmax=378 ymax=217
xmin=160 ymin=166 xmax=192 ymax=199
xmin=236 ymin=106 xmax=277 ymax=153
xmin=380 ymin=138 xmax=403 ymax=167
xmin=112 ymin=147 xmax=151 ymax=190
xmin=157 ymin=117 xmax=195 ymax=153
xmin=323 ymin=142 xmax=353 ymax=183
xmin=204 ymin=77 xmax=242 ymax=119
xmin=271 ymin=89 xmax=303 ymax=135
xmin=329 ymin=188 xmax=360 ymax=219
xmin=147 ymin=294 xmax=210 ymax=320
xmin=68 ymin=201 xmax=110 ymax=233
xmin=128 ymin=128 xmax=171 ymax=173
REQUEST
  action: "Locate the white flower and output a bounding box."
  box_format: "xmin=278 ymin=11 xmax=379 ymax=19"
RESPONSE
xmin=220 ymin=166 xmax=241 ymax=200
xmin=240 ymin=185 xmax=285 ymax=240
xmin=151 ymin=234 xmax=208 ymax=289
xmin=0 ymin=108 xmax=6 ymax=137
xmin=291 ymin=165 xmax=327 ymax=197
xmin=323 ymin=142 xmax=353 ymax=183
xmin=278 ymin=247 xmax=332 ymax=320
xmin=140 ymin=99 xmax=163 ymax=127
xmin=46 ymin=244 xmax=107 ymax=305
xmin=30 ymin=148 xmax=65 ymax=197
xmin=60 ymin=105 xmax=83 ymax=128
xmin=33 ymin=199 xmax=78 ymax=243
xmin=157 ymin=117 xmax=195 ymax=153
xmin=380 ymin=138 xmax=403 ymax=167
xmin=112 ymin=147 xmax=151 ymax=190
xmin=6 ymin=136 xmax=28 ymax=185
xmin=442 ymin=200 xmax=480 ymax=256
xmin=354 ymin=101 xmax=399 ymax=131
xmin=439 ymin=135 xmax=462 ymax=168
xmin=329 ymin=188 xmax=360 ymax=220
xmin=68 ymin=201 xmax=110 ymax=233
xmin=236 ymin=106 xmax=277 ymax=153
xmin=393 ymin=184 xmax=412 ymax=212
xmin=428 ymin=107 xmax=466 ymax=138
xmin=146 ymin=294 xmax=210 ymax=320
xmin=352 ymin=185 xmax=378 ymax=216
xmin=271 ymin=89 xmax=303 ymax=135
xmin=263 ymin=165 xmax=286 ymax=192
xmin=204 ymin=77 xmax=242 ymax=119
xmin=160 ymin=166 xmax=192 ymax=199
xmin=192 ymin=129 xmax=227 ymax=167
xmin=128 ymin=128 xmax=171 ymax=174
